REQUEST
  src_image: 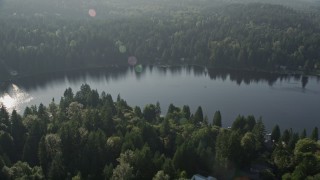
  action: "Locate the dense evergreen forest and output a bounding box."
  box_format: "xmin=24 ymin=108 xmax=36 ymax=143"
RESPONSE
xmin=1 ymin=0 xmax=320 ymax=80
xmin=0 ymin=84 xmax=319 ymax=179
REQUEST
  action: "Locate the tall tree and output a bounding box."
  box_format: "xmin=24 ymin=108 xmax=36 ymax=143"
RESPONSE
xmin=271 ymin=124 xmax=281 ymax=142
xmin=0 ymin=105 xmax=10 ymax=132
xmin=153 ymin=170 xmax=170 ymax=180
xmin=212 ymin=110 xmax=222 ymax=127
xmin=300 ymin=129 xmax=307 ymax=139
xmin=311 ymin=127 xmax=318 ymax=141
xmin=252 ymin=118 xmax=265 ymax=151
xmin=10 ymin=110 xmax=27 ymax=161
xmin=143 ymin=104 xmax=157 ymax=122
xmin=134 ymin=106 xmax=142 ymax=118
xmin=182 ymin=105 xmax=190 ymax=119
xmin=241 ymin=132 xmax=257 ymax=164
xmin=282 ymin=129 xmax=291 ymax=144
xmin=193 ymin=106 xmax=203 ymax=124
xmin=22 ymin=119 xmax=43 ymax=166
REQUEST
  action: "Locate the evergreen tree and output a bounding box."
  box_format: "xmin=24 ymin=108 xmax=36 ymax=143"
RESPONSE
xmin=252 ymin=118 xmax=265 ymax=151
xmin=48 ymin=153 xmax=66 ymax=180
xmin=182 ymin=105 xmax=190 ymax=119
xmin=22 ymin=120 xmax=43 ymax=166
xmin=300 ymin=129 xmax=307 ymax=139
xmin=193 ymin=106 xmax=203 ymax=124
xmin=0 ymin=105 xmax=10 ymax=132
xmin=212 ymin=110 xmax=222 ymax=127
xmin=282 ymin=129 xmax=291 ymax=144
xmin=271 ymin=124 xmax=281 ymax=142
xmin=134 ymin=106 xmax=142 ymax=118
xmin=156 ymin=101 xmax=161 ymax=115
xmin=143 ymin=104 xmax=157 ymax=122
xmin=10 ymin=110 xmax=27 ymax=161
xmin=311 ymin=127 xmax=318 ymax=141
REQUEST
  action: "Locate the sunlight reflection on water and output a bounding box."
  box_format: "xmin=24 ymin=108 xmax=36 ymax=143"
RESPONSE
xmin=0 ymin=84 xmax=33 ymax=112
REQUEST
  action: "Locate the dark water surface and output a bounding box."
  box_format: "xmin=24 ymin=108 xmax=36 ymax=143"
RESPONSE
xmin=1 ymin=65 xmax=319 ymax=132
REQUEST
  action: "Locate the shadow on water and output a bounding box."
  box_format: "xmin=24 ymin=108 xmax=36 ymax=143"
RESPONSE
xmin=1 ymin=66 xmax=129 ymax=92
xmin=207 ymin=68 xmax=285 ymax=86
xmin=0 ymin=65 xmax=313 ymax=93
xmin=302 ymin=76 xmax=308 ymax=89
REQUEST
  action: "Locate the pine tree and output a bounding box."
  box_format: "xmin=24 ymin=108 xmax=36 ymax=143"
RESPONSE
xmin=271 ymin=125 xmax=281 ymax=142
xmin=212 ymin=110 xmax=222 ymax=127
xmin=311 ymin=127 xmax=318 ymax=141
xmin=193 ymin=106 xmax=203 ymax=124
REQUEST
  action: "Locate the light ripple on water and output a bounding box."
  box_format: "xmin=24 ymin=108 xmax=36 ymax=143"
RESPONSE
xmin=0 ymin=84 xmax=33 ymax=112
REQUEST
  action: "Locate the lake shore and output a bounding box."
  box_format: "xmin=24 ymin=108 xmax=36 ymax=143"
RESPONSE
xmin=1 ymin=63 xmax=319 ymax=83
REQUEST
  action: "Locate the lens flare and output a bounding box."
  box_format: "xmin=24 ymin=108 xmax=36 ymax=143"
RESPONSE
xmin=0 ymin=84 xmax=33 ymax=112
xmin=88 ymin=9 xmax=96 ymax=17
xmin=134 ymin=64 xmax=143 ymax=73
xmin=128 ymin=56 xmax=138 ymax=66
xmin=119 ymin=45 xmax=127 ymax=53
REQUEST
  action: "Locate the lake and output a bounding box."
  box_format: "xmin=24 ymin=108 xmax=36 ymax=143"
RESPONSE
xmin=1 ymin=65 xmax=319 ymax=132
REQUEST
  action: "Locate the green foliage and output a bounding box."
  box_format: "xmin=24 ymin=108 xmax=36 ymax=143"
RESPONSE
xmin=271 ymin=125 xmax=281 ymax=142
xmin=301 ymin=129 xmax=307 ymax=139
xmin=143 ymin=104 xmax=157 ymax=122
xmin=11 ymin=110 xmax=27 ymax=161
xmin=288 ymin=133 xmax=300 ymax=150
xmin=212 ymin=111 xmax=222 ymax=127
xmin=232 ymin=115 xmax=256 ymax=134
xmin=134 ymin=106 xmax=142 ymax=118
xmin=22 ymin=119 xmax=44 ymax=166
xmin=0 ymin=105 xmax=10 ymax=132
xmin=282 ymin=129 xmax=291 ymax=144
xmin=1 ymin=2 xmax=320 ymax=80
xmin=173 ymin=142 xmax=197 ymax=176
xmin=215 ymin=129 xmax=245 ymax=168
xmin=112 ymin=150 xmax=135 ymax=180
xmin=0 ymin=131 xmax=14 ymax=163
xmin=311 ymin=127 xmax=318 ymax=141
xmin=48 ymin=153 xmax=66 ymax=180
xmin=241 ymin=132 xmax=257 ymax=162
xmin=272 ymin=144 xmax=294 ymax=172
xmin=111 ymin=162 xmax=133 ymax=180
xmin=0 ymin=85 xmax=319 ymax=179
xmin=182 ymin=105 xmax=190 ymax=119
xmin=193 ymin=106 xmax=203 ymax=125
xmin=75 ymin=84 xmax=100 ymax=107
xmin=153 ymin=170 xmax=170 ymax=180
xmin=294 ymin=138 xmax=319 ymax=158
xmin=1 ymin=161 xmax=44 ymax=179
xmin=252 ymin=118 xmax=266 ymax=151
xmin=282 ymin=173 xmax=292 ymax=180
xmin=103 ymin=163 xmax=113 ymax=180
xmin=259 ymin=169 xmax=276 ymax=180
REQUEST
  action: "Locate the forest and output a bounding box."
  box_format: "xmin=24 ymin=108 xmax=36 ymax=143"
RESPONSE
xmin=1 ymin=0 xmax=320 ymax=80
xmin=0 ymin=84 xmax=319 ymax=179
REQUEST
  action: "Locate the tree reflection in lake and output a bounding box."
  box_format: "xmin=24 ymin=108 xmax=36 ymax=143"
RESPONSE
xmin=0 ymin=65 xmax=319 ymax=132
xmin=0 ymin=65 xmax=316 ymax=93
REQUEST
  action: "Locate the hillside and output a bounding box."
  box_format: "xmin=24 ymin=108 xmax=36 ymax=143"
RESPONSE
xmin=0 ymin=2 xmax=320 ymax=79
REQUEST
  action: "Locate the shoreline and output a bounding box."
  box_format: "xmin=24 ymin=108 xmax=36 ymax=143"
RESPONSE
xmin=1 ymin=63 xmax=319 ymax=83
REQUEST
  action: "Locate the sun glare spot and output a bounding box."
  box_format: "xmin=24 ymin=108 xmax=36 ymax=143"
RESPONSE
xmin=134 ymin=64 xmax=143 ymax=73
xmin=119 ymin=45 xmax=127 ymax=53
xmin=0 ymin=94 xmax=15 ymax=109
xmin=0 ymin=84 xmax=33 ymax=112
xmin=128 ymin=56 xmax=138 ymax=66
xmin=88 ymin=9 xmax=96 ymax=17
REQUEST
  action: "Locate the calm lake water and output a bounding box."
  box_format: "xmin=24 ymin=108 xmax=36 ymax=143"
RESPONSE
xmin=1 ymin=65 xmax=320 ymax=132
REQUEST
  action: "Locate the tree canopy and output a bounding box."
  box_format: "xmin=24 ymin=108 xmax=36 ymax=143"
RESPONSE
xmin=1 ymin=2 xmax=320 ymax=81
xmin=0 ymin=85 xmax=318 ymax=179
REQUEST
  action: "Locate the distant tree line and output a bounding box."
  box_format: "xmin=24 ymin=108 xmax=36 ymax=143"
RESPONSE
xmin=1 ymin=3 xmax=320 ymax=80
xmin=0 ymin=84 xmax=319 ymax=179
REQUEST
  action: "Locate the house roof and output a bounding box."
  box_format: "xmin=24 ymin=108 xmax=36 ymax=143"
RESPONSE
xmin=191 ymin=174 xmax=217 ymax=180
